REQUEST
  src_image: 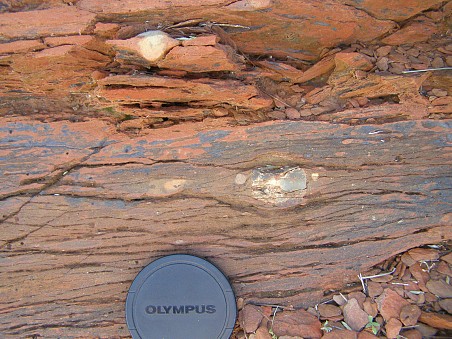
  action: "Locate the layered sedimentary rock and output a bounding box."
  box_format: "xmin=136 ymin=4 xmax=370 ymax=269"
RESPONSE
xmin=0 ymin=0 xmax=449 ymax=127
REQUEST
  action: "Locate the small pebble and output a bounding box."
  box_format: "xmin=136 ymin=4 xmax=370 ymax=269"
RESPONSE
xmin=389 ymin=63 xmax=405 ymax=74
xmin=406 ymin=48 xmax=420 ymax=57
xmin=446 ymin=56 xmax=452 ymax=67
xmin=431 ymin=89 xmax=448 ymax=97
xmin=285 ymin=107 xmax=301 ymax=120
xmin=235 ymin=173 xmax=248 ymax=185
xmin=431 ymin=56 xmax=444 ymax=68
xmin=376 ymin=45 xmax=392 ymax=57
xmin=267 ymin=110 xmax=287 ymax=120
xmin=376 ymin=57 xmax=389 ymax=71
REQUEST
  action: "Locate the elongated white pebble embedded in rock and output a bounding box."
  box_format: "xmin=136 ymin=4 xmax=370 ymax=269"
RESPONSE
xmin=137 ymin=31 xmax=180 ymax=62
xmin=107 ymin=30 xmax=180 ymax=64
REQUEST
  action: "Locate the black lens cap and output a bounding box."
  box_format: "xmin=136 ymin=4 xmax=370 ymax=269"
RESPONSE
xmin=126 ymin=254 xmax=237 ymax=339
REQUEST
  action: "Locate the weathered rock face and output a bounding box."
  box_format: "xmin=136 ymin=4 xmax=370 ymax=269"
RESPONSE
xmin=76 ymin=0 xmax=391 ymax=55
xmin=340 ymin=0 xmax=445 ymax=21
xmin=0 ymin=7 xmax=96 ymax=39
xmin=0 ymin=0 xmax=450 ymax=128
xmin=0 ymin=1 xmax=451 ymax=337
xmin=1 ymin=117 xmax=450 ymax=336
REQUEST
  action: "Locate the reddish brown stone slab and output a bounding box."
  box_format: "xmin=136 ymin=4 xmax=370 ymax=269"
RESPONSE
xmin=419 ymin=312 xmax=452 ymax=330
xmin=295 ymin=56 xmax=335 ymax=83
xmin=97 ymin=75 xmax=273 ymax=110
xmin=43 ymin=35 xmax=95 ymax=47
xmin=0 ymin=7 xmax=96 ymax=39
xmin=376 ymin=289 xmax=410 ymax=321
xmin=400 ymin=304 xmax=422 ymax=326
xmin=382 ymin=20 xmax=439 ymax=45
xmin=0 ymin=40 xmax=44 ymax=54
xmin=323 ymin=329 xmax=357 ymax=339
xmin=341 ymin=0 xmax=444 ymax=21
xmin=407 ymin=248 xmax=439 ymax=261
xmin=343 ymin=298 xmax=369 ymax=331
xmin=273 ymin=309 xmax=322 ymax=338
xmin=182 ymin=35 xmax=219 ymax=46
xmin=241 ymin=304 xmax=263 ymax=333
xmin=157 ymin=44 xmax=241 ymax=72
xmin=385 ymin=318 xmax=402 ymax=339
xmin=257 ymin=61 xmax=306 ymax=82
xmin=0 ymin=120 xmax=118 ymax=201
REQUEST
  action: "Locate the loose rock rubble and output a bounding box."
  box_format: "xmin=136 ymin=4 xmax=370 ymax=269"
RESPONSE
xmin=233 ymin=244 xmax=452 ymax=339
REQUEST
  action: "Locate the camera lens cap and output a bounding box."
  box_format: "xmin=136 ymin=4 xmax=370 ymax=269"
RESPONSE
xmin=126 ymin=254 xmax=236 ymax=339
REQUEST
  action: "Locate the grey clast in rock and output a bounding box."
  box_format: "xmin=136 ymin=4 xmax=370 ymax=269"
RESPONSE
xmin=251 ymin=166 xmax=307 ymax=207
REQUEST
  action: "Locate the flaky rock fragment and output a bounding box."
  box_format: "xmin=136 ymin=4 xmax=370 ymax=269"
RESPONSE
xmin=385 ymin=318 xmax=402 ymax=339
xmin=419 ymin=312 xmax=452 ymax=330
xmin=97 ymin=75 xmax=273 ymax=110
xmin=295 ymin=56 xmax=335 ymax=83
xmin=0 ymin=40 xmax=44 ymax=54
xmin=334 ymin=52 xmax=373 ymax=72
xmin=257 ymin=60 xmax=305 ymax=82
xmin=400 ymin=304 xmax=421 ymax=326
xmin=342 ymin=0 xmax=444 ymax=21
xmin=376 ymin=288 xmax=410 ymax=322
xmin=426 ymin=279 xmax=452 ymax=298
xmin=382 ymin=20 xmax=439 ymax=45
xmin=182 ymin=35 xmax=218 ymax=47
xmin=225 ymin=0 xmax=272 ymax=11
xmin=343 ymin=298 xmax=369 ymax=331
xmin=0 ymin=7 xmax=96 ymax=39
xmin=241 ymin=304 xmax=263 ymax=333
xmin=272 ymin=309 xmax=322 ymax=338
xmin=157 ymin=44 xmax=241 ymax=72
xmin=407 ymin=248 xmax=439 ymax=261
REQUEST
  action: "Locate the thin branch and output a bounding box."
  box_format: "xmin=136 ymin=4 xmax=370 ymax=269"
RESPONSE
xmin=402 ymin=67 xmax=452 ymax=74
xmin=360 ymin=268 xmax=396 ymax=280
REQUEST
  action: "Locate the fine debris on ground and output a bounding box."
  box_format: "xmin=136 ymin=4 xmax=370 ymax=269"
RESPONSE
xmin=233 ymin=244 xmax=452 ymax=339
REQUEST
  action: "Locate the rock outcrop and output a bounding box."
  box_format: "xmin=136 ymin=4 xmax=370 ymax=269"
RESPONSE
xmin=0 ymin=0 xmax=450 ymax=127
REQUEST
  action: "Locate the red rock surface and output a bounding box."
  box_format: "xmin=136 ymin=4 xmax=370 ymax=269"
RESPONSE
xmin=426 ymin=279 xmax=452 ymax=298
xmin=400 ymin=305 xmax=421 ymax=326
xmin=157 ymin=45 xmax=241 ymax=72
xmin=255 ymin=325 xmax=273 ymax=339
xmin=0 ymin=1 xmax=449 ymax=123
xmin=273 ymin=309 xmax=322 ymax=338
xmin=97 ymin=75 xmax=272 ymax=110
xmin=318 ymin=304 xmax=342 ymax=319
xmin=0 ymin=39 xmax=44 ymax=54
xmin=322 ymin=329 xmax=357 ymax=339
xmin=0 ymin=7 xmax=95 ymax=39
xmin=241 ymin=304 xmax=264 ymax=333
xmin=343 ymin=298 xmax=369 ymax=331
xmin=333 ymin=52 xmax=373 ymax=72
xmin=376 ymin=289 xmax=410 ymax=321
xmin=0 ymin=1 xmax=451 ymax=337
xmin=385 ymin=318 xmax=402 ymax=339
xmin=341 ymin=0 xmax=444 ymax=21
xmin=419 ymin=312 xmax=452 ymax=330
xmin=381 ymin=19 xmax=439 ymax=45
